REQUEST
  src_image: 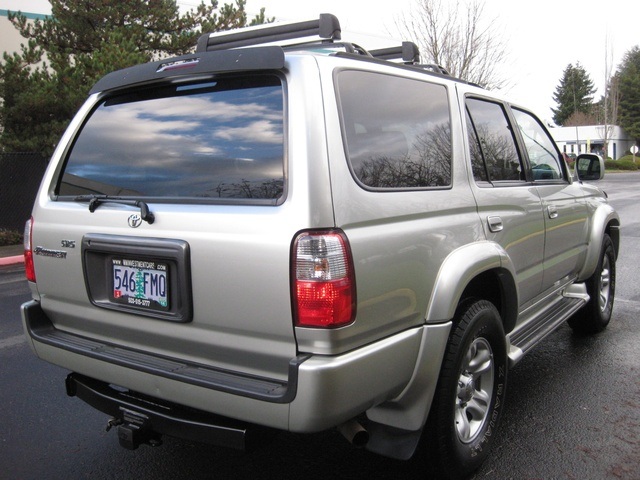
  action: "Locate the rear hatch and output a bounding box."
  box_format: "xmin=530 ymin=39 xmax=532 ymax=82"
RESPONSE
xmin=29 ymin=71 xmax=300 ymax=381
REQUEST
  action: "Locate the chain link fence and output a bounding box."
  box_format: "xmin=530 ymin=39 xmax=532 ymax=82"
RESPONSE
xmin=0 ymin=153 xmax=48 ymax=232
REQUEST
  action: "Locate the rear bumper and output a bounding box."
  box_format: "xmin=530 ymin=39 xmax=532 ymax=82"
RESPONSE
xmin=22 ymin=300 xmax=304 ymax=404
xmin=22 ymin=300 xmax=428 ymax=432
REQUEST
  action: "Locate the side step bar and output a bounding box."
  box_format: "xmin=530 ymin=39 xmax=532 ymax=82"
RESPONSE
xmin=66 ymin=373 xmax=273 ymax=450
xmin=508 ymin=284 xmax=589 ymax=366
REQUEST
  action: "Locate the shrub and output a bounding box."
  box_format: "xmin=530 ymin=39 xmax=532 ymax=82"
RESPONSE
xmin=0 ymin=229 xmax=23 ymax=246
xmin=605 ymin=158 xmax=638 ymax=171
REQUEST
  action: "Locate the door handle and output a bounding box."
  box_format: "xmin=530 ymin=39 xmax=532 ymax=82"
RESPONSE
xmin=487 ymin=216 xmax=503 ymax=233
xmin=547 ymin=205 xmax=558 ymax=219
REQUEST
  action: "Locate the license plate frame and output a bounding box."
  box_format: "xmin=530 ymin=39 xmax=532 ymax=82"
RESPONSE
xmin=111 ymin=258 xmax=170 ymax=312
xmin=82 ymin=234 xmax=192 ymax=323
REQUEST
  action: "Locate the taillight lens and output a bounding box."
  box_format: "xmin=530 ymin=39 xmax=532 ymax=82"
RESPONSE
xmin=292 ymin=230 xmax=356 ymax=328
xmin=24 ymin=217 xmax=36 ymax=282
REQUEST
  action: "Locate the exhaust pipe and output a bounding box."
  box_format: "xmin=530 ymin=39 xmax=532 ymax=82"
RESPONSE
xmin=337 ymin=419 xmax=369 ymax=447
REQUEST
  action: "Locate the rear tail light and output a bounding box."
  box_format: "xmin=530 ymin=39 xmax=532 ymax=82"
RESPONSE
xmin=24 ymin=217 xmax=36 ymax=282
xmin=292 ymin=230 xmax=356 ymax=328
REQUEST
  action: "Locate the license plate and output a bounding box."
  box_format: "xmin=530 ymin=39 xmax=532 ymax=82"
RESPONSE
xmin=112 ymin=258 xmax=169 ymax=311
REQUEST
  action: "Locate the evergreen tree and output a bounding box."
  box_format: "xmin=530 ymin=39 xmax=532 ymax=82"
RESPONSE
xmin=551 ymin=63 xmax=596 ymax=126
xmin=617 ymin=46 xmax=640 ymax=144
xmin=0 ymin=0 xmax=271 ymax=155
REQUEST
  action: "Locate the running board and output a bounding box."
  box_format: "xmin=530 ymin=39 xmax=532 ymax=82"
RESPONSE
xmin=508 ymin=284 xmax=589 ymax=366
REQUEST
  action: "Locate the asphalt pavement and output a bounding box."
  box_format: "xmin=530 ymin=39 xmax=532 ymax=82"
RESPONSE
xmin=2 ymin=172 xmax=639 ymax=479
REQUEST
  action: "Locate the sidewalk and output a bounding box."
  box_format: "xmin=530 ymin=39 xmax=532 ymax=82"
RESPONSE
xmin=0 ymin=244 xmax=24 ymax=266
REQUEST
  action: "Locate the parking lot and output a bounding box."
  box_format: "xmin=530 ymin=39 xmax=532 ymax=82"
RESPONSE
xmin=1 ymin=172 xmax=639 ymax=479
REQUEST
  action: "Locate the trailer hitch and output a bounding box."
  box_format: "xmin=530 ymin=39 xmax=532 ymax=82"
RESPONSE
xmin=65 ymin=373 xmax=260 ymax=451
xmin=111 ymin=408 xmax=162 ymax=450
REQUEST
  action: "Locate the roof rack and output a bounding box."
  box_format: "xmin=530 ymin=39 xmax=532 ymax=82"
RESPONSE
xmin=195 ymin=14 xmax=454 ymax=79
xmin=196 ymin=13 xmax=341 ymax=52
xmin=370 ymin=42 xmax=420 ymax=64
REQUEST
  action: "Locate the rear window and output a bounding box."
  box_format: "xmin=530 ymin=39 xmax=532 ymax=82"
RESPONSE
xmin=336 ymin=70 xmax=451 ymax=190
xmin=58 ymin=75 xmax=285 ymax=203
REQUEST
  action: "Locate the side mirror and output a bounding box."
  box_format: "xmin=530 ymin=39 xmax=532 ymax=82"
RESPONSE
xmin=575 ymin=153 xmax=605 ymax=181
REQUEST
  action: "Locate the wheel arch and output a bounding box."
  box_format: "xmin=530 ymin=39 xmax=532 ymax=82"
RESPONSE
xmin=426 ymin=241 xmax=519 ymax=333
xmin=577 ymin=204 xmax=621 ymax=282
xmin=605 ymin=217 xmax=621 ymax=259
xmin=364 ymin=243 xmax=517 ymax=456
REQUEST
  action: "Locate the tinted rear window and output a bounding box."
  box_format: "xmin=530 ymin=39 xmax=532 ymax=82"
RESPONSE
xmin=58 ymin=75 xmax=284 ymax=203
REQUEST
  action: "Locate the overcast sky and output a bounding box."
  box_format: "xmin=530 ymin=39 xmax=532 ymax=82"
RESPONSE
xmin=4 ymin=0 xmax=639 ymax=124
xmin=240 ymin=0 xmax=640 ymax=123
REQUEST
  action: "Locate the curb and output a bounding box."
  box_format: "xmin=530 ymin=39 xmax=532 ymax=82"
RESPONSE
xmin=0 ymin=255 xmax=24 ymax=266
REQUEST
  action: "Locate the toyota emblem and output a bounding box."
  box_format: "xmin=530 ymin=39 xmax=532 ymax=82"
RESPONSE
xmin=128 ymin=214 xmax=143 ymax=228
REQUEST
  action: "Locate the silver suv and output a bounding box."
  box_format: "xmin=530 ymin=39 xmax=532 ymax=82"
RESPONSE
xmin=21 ymin=14 xmax=620 ymax=479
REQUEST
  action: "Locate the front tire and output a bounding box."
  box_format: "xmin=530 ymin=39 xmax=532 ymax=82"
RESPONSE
xmin=425 ymin=299 xmax=508 ymax=479
xmin=569 ymin=234 xmax=616 ymax=334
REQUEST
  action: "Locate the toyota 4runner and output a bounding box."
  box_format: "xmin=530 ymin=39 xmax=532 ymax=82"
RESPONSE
xmin=21 ymin=14 xmax=620 ymax=479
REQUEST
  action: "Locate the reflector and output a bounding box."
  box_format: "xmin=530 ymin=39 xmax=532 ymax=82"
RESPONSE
xmin=24 ymin=217 xmax=36 ymax=282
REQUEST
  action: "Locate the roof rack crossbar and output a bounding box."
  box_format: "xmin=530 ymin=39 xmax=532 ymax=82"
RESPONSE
xmin=370 ymin=42 xmax=420 ymax=64
xmin=197 ymin=13 xmax=341 ymax=53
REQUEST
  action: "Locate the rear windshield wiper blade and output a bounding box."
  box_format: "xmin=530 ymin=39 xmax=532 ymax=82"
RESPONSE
xmin=74 ymin=195 xmax=155 ymax=224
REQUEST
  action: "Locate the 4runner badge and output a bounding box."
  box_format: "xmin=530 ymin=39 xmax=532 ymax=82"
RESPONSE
xmin=128 ymin=214 xmax=142 ymax=228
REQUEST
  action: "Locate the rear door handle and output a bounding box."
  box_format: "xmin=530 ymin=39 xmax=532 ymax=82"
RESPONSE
xmin=487 ymin=216 xmax=503 ymax=233
xmin=547 ymin=205 xmax=558 ymax=219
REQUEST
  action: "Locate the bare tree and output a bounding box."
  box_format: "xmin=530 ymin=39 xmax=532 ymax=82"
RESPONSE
xmin=396 ymin=0 xmax=509 ymax=89
xmin=355 ymin=123 xmax=452 ymax=188
xmin=598 ymin=34 xmax=620 ymax=159
xmin=566 ymin=111 xmax=598 ymax=127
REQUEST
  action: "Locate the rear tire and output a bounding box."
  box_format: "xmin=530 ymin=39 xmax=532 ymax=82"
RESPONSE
xmin=424 ymin=299 xmax=507 ymax=479
xmin=569 ymin=234 xmax=616 ymax=334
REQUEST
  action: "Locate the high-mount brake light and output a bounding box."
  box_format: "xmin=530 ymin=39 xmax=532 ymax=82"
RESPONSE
xmin=292 ymin=230 xmax=356 ymax=328
xmin=24 ymin=217 xmax=36 ymax=282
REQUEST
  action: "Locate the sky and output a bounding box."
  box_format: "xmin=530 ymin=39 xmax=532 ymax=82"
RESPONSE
xmin=240 ymin=0 xmax=640 ymax=124
xmin=3 ymin=0 xmax=639 ymax=124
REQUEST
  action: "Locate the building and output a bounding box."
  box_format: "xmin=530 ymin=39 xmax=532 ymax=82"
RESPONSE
xmin=1 ymin=1 xmax=51 ymax=55
xmin=550 ymin=124 xmax=634 ymax=160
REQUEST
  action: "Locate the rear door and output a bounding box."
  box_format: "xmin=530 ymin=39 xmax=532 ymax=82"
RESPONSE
xmin=464 ymin=96 xmax=546 ymax=308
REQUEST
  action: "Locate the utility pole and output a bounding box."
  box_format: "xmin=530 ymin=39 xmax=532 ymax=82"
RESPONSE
xmin=572 ymin=65 xmax=581 ymax=154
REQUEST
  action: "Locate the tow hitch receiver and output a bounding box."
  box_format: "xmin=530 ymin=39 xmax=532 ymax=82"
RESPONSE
xmin=110 ymin=408 xmax=163 ymax=450
xmin=65 ymin=373 xmax=266 ymax=451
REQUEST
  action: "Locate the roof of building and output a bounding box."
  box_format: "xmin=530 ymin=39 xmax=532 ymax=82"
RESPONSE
xmin=550 ymin=125 xmax=631 ymax=142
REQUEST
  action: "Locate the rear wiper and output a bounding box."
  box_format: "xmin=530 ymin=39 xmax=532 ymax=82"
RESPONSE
xmin=74 ymin=195 xmax=155 ymax=224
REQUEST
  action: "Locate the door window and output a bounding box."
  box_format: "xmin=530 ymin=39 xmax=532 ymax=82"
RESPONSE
xmin=512 ymin=108 xmax=565 ymax=182
xmin=466 ymin=98 xmax=524 ymax=184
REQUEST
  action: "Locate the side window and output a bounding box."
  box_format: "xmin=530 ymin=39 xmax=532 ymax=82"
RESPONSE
xmin=336 ymin=70 xmax=451 ymax=189
xmin=466 ymin=98 xmax=524 ymax=183
xmin=512 ymin=108 xmax=565 ymax=181
xmin=466 ymin=110 xmax=488 ymax=182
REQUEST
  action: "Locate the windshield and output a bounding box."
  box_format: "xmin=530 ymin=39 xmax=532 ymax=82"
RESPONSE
xmin=58 ymin=75 xmax=285 ymax=203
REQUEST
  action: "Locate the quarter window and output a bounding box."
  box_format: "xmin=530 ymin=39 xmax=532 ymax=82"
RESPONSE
xmin=336 ymin=71 xmax=452 ymax=189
